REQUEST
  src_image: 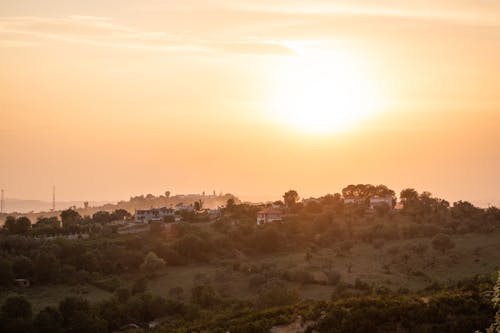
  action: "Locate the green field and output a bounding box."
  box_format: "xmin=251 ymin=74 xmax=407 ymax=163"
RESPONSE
xmin=7 ymin=228 xmax=498 ymax=312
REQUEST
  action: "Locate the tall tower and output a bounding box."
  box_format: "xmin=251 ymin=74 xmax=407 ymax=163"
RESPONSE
xmin=0 ymin=189 xmax=4 ymax=214
xmin=51 ymin=186 xmax=56 ymax=212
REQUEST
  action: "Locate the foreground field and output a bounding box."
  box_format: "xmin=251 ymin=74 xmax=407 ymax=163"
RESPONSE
xmin=6 ymin=228 xmax=498 ymax=313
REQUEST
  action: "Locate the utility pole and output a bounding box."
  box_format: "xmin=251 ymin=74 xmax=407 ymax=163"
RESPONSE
xmin=52 ymin=186 xmax=56 ymax=212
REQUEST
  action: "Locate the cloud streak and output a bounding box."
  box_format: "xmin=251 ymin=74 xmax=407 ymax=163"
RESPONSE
xmin=137 ymin=0 xmax=500 ymax=27
xmin=0 ymin=15 xmax=294 ymax=55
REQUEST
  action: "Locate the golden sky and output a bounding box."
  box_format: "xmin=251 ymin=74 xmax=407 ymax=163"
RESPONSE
xmin=1 ymin=0 xmax=500 ymax=205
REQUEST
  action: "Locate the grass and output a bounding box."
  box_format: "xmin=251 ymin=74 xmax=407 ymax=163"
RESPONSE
xmin=129 ymin=228 xmax=500 ymax=303
xmin=3 ymin=229 xmax=499 ymax=311
xmin=0 ymin=284 xmax=112 ymax=313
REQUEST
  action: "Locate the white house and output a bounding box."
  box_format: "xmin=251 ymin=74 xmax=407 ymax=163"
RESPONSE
xmin=344 ymin=198 xmax=363 ymax=205
xmin=256 ymin=208 xmax=283 ymax=225
xmin=369 ymin=196 xmax=394 ymax=209
xmin=134 ymin=207 xmax=175 ymax=223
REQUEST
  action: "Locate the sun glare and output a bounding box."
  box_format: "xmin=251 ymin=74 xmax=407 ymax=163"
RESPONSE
xmin=268 ymin=53 xmax=383 ymax=134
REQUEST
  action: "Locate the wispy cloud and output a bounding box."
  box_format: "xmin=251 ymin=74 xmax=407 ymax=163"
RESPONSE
xmin=0 ymin=15 xmax=294 ymax=55
xmin=136 ymin=0 xmax=500 ymax=27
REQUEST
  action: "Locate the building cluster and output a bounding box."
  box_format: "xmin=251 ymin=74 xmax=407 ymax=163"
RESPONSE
xmin=256 ymin=195 xmax=394 ymax=225
xmin=134 ymin=203 xmax=221 ymax=223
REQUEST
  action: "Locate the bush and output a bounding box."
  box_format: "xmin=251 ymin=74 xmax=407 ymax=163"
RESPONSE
xmin=257 ymin=286 xmax=301 ymax=308
xmin=432 ymin=233 xmax=455 ymax=253
xmin=191 ymin=285 xmax=221 ymax=308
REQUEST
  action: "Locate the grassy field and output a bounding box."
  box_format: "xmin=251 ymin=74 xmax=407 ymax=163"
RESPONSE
xmin=129 ymin=228 xmax=500 ymax=302
xmin=0 ymin=284 xmax=113 ymax=313
xmin=3 ymin=229 xmax=499 ymax=311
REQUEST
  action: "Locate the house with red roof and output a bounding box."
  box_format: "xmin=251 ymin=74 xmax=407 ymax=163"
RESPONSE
xmin=256 ymin=208 xmax=283 ymax=225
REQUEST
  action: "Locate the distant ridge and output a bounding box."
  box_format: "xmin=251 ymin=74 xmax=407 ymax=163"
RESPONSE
xmin=1 ymin=198 xmax=113 ymax=214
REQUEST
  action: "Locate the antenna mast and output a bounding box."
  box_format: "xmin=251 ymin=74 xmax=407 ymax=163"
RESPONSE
xmin=0 ymin=189 xmax=4 ymax=213
xmin=52 ymin=186 xmax=56 ymax=212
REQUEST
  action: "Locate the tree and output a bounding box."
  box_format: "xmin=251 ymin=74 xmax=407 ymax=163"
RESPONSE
xmin=0 ymin=259 xmax=14 ymax=286
xmin=2 ymin=216 xmax=31 ymax=235
xmin=34 ymin=252 xmax=59 ymax=283
xmin=432 ymin=233 xmax=455 ymax=254
xmin=58 ymin=296 xmax=106 ymax=333
xmin=305 ymin=200 xmax=323 ymax=214
xmin=140 ymin=251 xmax=165 ymax=277
xmin=115 ymin=288 xmax=130 ymax=302
xmin=15 ymin=217 xmax=31 ymax=234
xmin=374 ymin=203 xmax=391 ymax=217
xmin=226 ymin=198 xmax=235 ymax=210
xmin=35 ymin=216 xmax=60 ymax=227
xmin=34 ymin=306 xmax=63 ymax=333
xmin=110 ymin=209 xmax=130 ymax=221
xmin=3 ymin=216 xmax=17 ymax=233
xmin=191 ymin=285 xmax=220 ymax=308
xmin=12 ymin=256 xmax=34 ymax=279
xmin=164 ymin=191 xmax=171 ymax=198
xmin=0 ymin=295 xmax=33 ymax=333
xmin=92 ymin=211 xmax=111 ymax=224
xmin=60 ymin=209 xmax=82 ymax=229
xmin=400 ymin=188 xmax=419 ymax=204
xmin=1 ymin=295 xmax=32 ymax=319
xmin=451 ymin=201 xmax=482 ymax=220
xmin=34 ymin=217 xmax=60 ymax=234
xmin=80 ymin=251 xmax=100 ymax=272
xmin=283 ymin=190 xmax=300 ymax=208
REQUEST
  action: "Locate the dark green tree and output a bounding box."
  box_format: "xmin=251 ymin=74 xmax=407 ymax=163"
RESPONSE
xmin=34 ymin=252 xmax=59 ymax=283
xmin=92 ymin=211 xmax=111 ymax=224
xmin=283 ymin=190 xmax=300 ymax=208
xmin=15 ymin=217 xmax=31 ymax=234
xmin=0 ymin=295 xmax=33 ymax=333
xmin=60 ymin=209 xmax=82 ymax=229
xmin=0 ymin=259 xmax=14 ymax=286
xmin=33 ymin=306 xmax=63 ymax=333
xmin=12 ymin=256 xmax=34 ymax=279
xmin=3 ymin=216 xmax=17 ymax=233
xmin=110 ymin=209 xmax=131 ymax=221
xmin=432 ymin=233 xmax=455 ymax=254
xmin=140 ymin=251 xmax=165 ymax=278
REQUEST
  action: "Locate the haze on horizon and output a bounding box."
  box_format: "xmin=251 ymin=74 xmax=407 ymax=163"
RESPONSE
xmin=1 ymin=0 xmax=500 ymax=207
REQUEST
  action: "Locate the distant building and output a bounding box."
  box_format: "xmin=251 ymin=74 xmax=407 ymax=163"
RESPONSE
xmin=344 ymin=198 xmax=363 ymax=205
xmin=174 ymin=203 xmax=195 ymax=212
xmin=369 ymin=196 xmax=394 ymax=209
xmin=14 ymin=278 xmax=30 ymax=288
xmin=134 ymin=207 xmax=175 ymax=223
xmin=302 ymin=197 xmax=321 ymax=204
xmin=256 ymin=208 xmax=283 ymax=225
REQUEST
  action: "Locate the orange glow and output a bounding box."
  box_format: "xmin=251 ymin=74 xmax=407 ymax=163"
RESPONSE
xmin=0 ymin=1 xmax=499 ymax=206
xmin=267 ymin=52 xmax=384 ymax=134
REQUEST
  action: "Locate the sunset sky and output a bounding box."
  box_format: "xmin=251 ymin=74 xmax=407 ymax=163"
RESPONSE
xmin=1 ymin=0 xmax=500 ymax=206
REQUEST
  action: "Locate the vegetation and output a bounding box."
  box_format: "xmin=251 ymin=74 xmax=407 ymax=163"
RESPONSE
xmin=0 ymin=185 xmax=499 ymax=332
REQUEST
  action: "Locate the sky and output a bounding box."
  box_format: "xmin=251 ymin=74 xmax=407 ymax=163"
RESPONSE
xmin=1 ymin=0 xmax=500 ymax=206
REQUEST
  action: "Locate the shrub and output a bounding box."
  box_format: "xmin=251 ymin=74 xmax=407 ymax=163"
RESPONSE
xmin=257 ymin=286 xmax=300 ymax=308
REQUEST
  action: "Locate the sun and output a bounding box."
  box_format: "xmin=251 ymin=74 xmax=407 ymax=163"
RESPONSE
xmin=268 ymin=53 xmax=383 ymax=134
